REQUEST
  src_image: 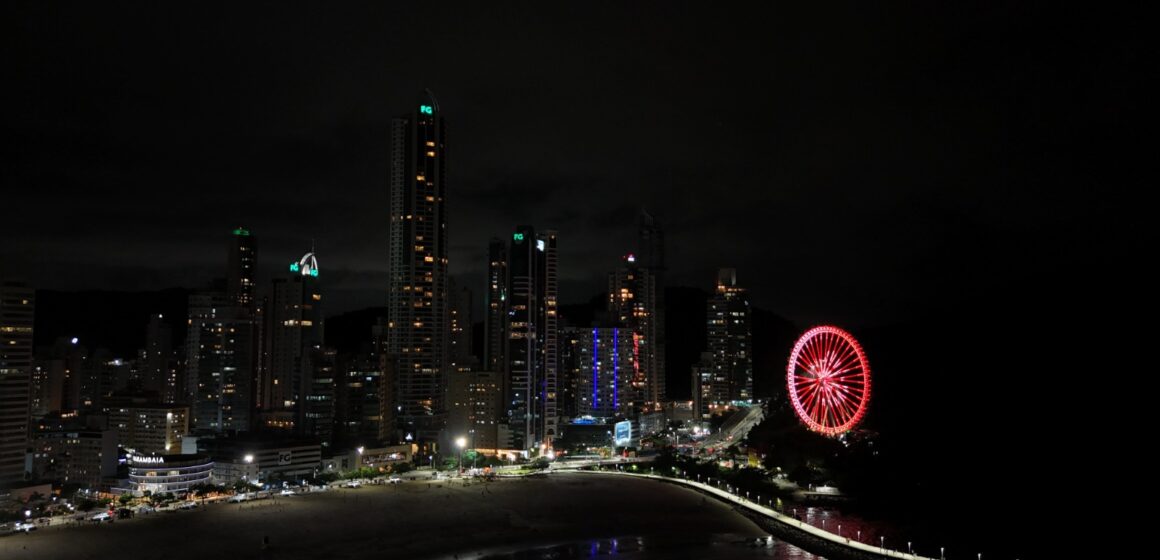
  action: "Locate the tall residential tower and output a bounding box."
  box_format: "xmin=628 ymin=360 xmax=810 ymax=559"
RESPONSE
xmin=705 ymin=269 xmax=753 ymax=407
xmin=0 ymin=281 xmax=34 ymax=486
xmin=385 ymin=91 xmax=450 ymax=442
xmin=503 ymin=227 xmax=558 ymax=450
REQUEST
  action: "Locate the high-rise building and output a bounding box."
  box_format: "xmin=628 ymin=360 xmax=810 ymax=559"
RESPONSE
xmin=0 ymin=281 xmax=34 ymax=486
xmin=483 ymin=238 xmax=508 ymax=372
xmin=28 ymin=360 xmax=57 ymax=420
xmin=386 ymin=91 xmax=449 ymax=443
xmin=304 ymin=346 xmax=336 ymax=446
xmin=504 ymin=226 xmax=559 ymax=450
xmin=227 ymin=227 xmax=257 ymax=309
xmin=336 ymin=353 xmax=383 ymax=445
xmin=186 ymin=229 xmax=264 ymax=433
xmin=691 ymin=351 xmax=714 ymax=419
xmin=373 ymin=318 xmax=396 ymax=444
xmin=143 ymin=314 xmax=174 ymax=400
xmin=187 ymin=291 xmax=256 ymax=433
xmin=449 ymin=279 xmax=475 ymax=370
xmin=636 ymin=210 xmax=666 ymax=403
xmin=447 ymin=370 xmax=502 ymax=451
xmin=575 ymin=327 xmax=635 ymax=419
xmin=107 ymin=401 xmax=189 ymax=455
xmin=607 ymin=253 xmax=663 ymax=412
xmin=558 ymin=327 xmax=584 ymax=420
xmin=265 ymin=251 xmax=326 ymax=438
xmin=705 ymin=269 xmax=753 ymax=407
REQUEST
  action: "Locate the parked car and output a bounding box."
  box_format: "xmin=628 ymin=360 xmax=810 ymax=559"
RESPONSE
xmin=279 ymin=489 xmax=296 ymax=496
xmin=388 ymin=475 xmax=402 ymax=484
xmin=177 ymin=501 xmax=197 ymax=510
xmin=227 ymin=493 xmax=249 ymax=503
xmin=90 ymin=512 xmax=113 ymax=523
xmin=344 ymin=480 xmax=362 ymax=488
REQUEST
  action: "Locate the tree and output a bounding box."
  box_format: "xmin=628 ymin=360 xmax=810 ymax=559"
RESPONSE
xmin=118 ymin=494 xmax=133 ymax=506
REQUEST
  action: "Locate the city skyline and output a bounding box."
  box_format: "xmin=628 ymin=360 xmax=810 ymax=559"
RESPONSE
xmin=0 ymin=4 xmax=1133 ymax=559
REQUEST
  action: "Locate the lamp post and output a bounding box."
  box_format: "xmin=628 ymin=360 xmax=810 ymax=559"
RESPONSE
xmin=880 ymin=536 xmax=885 ymax=550
xmin=456 ymin=437 xmax=467 ymax=475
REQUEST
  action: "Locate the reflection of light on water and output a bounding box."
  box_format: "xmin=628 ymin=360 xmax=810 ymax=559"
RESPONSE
xmin=567 ymin=535 xmax=824 ymax=559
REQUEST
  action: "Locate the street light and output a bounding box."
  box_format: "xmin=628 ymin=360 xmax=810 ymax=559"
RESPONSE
xmin=908 ymin=542 xmax=913 ymax=555
xmin=880 ymin=536 xmax=885 ymax=550
xmin=456 ymin=437 xmax=467 ymax=474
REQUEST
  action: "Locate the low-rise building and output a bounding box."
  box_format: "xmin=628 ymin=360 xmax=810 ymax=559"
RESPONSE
xmin=30 ymin=429 xmax=117 ymax=488
xmin=321 ymin=444 xmax=414 ymax=474
xmin=127 ymin=453 xmax=213 ymax=494
xmin=200 ymin=437 xmax=322 ymax=484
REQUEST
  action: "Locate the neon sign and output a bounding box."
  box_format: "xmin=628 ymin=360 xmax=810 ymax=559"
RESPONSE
xmin=513 ymin=233 xmax=524 ymax=242
xmin=130 ymin=455 xmax=165 ymax=464
xmin=419 ymin=105 xmax=433 ymax=115
xmin=292 ymin=252 xmax=319 ymax=277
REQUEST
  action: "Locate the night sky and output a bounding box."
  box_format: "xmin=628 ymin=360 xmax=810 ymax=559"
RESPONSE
xmin=4 ymin=3 xmax=1133 ymax=327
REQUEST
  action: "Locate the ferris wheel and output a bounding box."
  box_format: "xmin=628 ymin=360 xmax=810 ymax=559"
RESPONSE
xmin=786 ymin=325 xmax=871 ymax=436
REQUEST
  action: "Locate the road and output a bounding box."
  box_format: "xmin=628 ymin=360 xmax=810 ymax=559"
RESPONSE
xmin=0 ymin=472 xmax=821 ymax=560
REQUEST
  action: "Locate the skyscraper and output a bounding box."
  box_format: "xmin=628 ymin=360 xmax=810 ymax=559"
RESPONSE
xmin=483 ymin=238 xmax=508 ymax=372
xmin=575 ymin=327 xmax=634 ymax=419
xmin=705 ymin=269 xmax=753 ymax=407
xmin=227 ymin=227 xmax=257 ymax=309
xmin=143 ymin=314 xmax=174 ymax=400
xmin=0 ymin=281 xmax=34 ymax=486
xmin=386 ymin=90 xmax=449 ymax=443
xmin=448 ymin=279 xmax=475 ymax=370
xmin=605 ymin=211 xmax=666 ymax=412
xmin=504 ymin=226 xmax=558 ymax=450
xmin=187 ymin=291 xmax=256 ymax=433
xmin=265 ymin=251 xmax=325 ymax=438
xmin=636 ymin=210 xmax=666 ymax=403
xmin=607 ymin=253 xmax=663 ymax=411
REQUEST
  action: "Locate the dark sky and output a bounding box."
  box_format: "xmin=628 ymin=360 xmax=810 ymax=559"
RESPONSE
xmin=2 ymin=3 xmax=1135 ymax=326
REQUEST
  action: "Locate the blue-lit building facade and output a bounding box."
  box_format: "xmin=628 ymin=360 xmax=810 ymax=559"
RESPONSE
xmin=575 ymin=327 xmax=634 ymax=419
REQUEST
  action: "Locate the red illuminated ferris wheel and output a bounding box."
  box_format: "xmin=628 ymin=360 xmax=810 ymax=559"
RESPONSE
xmin=786 ymin=326 xmax=871 ymax=436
